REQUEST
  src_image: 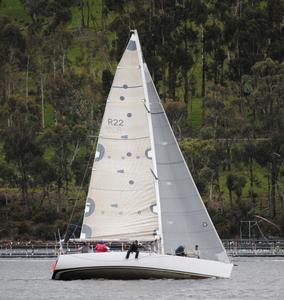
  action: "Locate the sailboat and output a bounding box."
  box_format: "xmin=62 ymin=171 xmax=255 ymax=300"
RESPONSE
xmin=52 ymin=30 xmax=233 ymax=280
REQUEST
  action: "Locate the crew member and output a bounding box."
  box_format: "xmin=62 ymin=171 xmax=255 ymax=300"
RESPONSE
xmin=175 ymin=245 xmax=186 ymax=256
xmin=95 ymin=242 xmax=109 ymax=252
xmin=125 ymin=240 xmax=139 ymax=259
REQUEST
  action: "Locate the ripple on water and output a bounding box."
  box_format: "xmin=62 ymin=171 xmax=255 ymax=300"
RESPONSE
xmin=0 ymin=257 xmax=284 ymax=300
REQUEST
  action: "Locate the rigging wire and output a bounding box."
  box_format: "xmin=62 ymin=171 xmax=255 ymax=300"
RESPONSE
xmin=64 ymin=138 xmax=97 ymax=242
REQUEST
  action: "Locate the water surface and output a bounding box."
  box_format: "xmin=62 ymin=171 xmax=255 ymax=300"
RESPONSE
xmin=0 ymin=257 xmax=283 ymax=299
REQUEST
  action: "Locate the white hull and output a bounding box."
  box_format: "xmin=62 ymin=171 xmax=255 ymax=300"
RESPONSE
xmin=52 ymin=252 xmax=233 ymax=280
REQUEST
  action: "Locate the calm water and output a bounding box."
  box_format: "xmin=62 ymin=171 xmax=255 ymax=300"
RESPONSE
xmin=0 ymin=257 xmax=283 ymax=300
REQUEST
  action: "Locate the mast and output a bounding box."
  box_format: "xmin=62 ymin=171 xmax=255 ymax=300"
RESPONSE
xmin=133 ymin=30 xmax=164 ymax=254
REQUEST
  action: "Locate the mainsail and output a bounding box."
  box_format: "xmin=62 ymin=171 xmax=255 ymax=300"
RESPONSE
xmin=80 ymin=33 xmax=158 ymax=241
xmin=80 ymin=31 xmax=229 ymax=264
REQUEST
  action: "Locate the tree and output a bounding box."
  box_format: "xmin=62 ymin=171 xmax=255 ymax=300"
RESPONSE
xmin=248 ymin=59 xmax=284 ymax=134
xmin=226 ymin=174 xmax=235 ymax=209
xmin=47 ymin=70 xmax=96 ymax=127
xmin=41 ymin=124 xmax=72 ymax=213
xmin=0 ymin=17 xmax=25 ymax=102
xmin=164 ymin=101 xmax=187 ymax=138
xmin=21 ymin=0 xmax=75 ymax=33
xmin=180 ymin=139 xmax=226 ymax=202
xmin=231 ymin=142 xmax=257 ymax=210
xmin=1 ymin=96 xmax=42 ymax=215
xmin=101 ymin=69 xmax=113 ymax=96
xmin=70 ymin=124 xmax=88 ymax=167
xmin=203 ymin=84 xmax=244 ymax=139
xmin=255 ymin=135 xmax=284 ymax=217
xmin=29 ymin=156 xmax=56 ymax=208
xmin=267 ymin=0 xmax=284 ymax=61
xmin=0 ymin=161 xmax=16 ymax=188
xmin=233 ymin=175 xmax=247 ymax=208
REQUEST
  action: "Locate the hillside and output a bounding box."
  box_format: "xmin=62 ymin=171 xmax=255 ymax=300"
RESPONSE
xmin=0 ymin=0 xmax=284 ymax=240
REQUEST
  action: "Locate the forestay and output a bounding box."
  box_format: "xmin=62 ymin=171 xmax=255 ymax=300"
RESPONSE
xmin=80 ymin=34 xmax=158 ymax=241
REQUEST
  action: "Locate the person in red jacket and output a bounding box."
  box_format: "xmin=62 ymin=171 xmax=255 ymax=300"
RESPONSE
xmin=95 ymin=242 xmax=109 ymax=252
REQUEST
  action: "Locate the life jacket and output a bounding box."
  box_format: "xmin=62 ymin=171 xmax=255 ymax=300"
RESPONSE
xmin=95 ymin=243 xmax=108 ymax=252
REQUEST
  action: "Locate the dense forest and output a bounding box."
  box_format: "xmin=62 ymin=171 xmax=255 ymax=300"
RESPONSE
xmin=0 ymin=0 xmax=283 ymax=241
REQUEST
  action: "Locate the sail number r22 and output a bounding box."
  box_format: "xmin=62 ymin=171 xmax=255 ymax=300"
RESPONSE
xmin=108 ymin=118 xmax=124 ymax=126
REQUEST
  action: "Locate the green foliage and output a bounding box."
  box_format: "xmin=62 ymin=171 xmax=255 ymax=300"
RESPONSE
xmin=101 ymin=69 xmax=113 ymax=96
xmin=0 ymin=0 xmax=283 ymax=239
xmin=0 ymin=0 xmax=30 ymax=23
xmin=189 ymin=97 xmax=202 ymax=128
xmin=1 ymin=96 xmax=42 ymax=213
xmin=0 ymin=161 xmax=16 ymax=186
xmin=32 ymin=209 xmax=58 ymax=223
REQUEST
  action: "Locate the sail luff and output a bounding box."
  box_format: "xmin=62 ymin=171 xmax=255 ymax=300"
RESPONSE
xmin=133 ymin=30 xmax=164 ymax=254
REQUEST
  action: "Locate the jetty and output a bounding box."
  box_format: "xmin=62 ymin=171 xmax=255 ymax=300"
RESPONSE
xmin=223 ymin=239 xmax=284 ymax=257
xmin=1 ymin=239 xmax=284 ymax=258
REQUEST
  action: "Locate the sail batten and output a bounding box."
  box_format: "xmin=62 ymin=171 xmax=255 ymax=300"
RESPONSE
xmin=80 ymin=32 xmax=159 ymax=241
